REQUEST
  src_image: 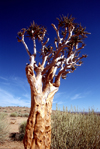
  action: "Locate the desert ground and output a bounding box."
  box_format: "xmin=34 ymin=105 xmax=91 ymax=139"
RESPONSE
xmin=0 ymin=106 xmax=30 ymax=149
xmin=1 ymin=106 xmax=100 ymax=149
xmin=0 ymin=106 xmax=56 ymax=149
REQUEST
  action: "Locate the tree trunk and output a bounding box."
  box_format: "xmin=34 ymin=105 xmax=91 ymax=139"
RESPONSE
xmin=23 ymin=65 xmax=58 ymax=149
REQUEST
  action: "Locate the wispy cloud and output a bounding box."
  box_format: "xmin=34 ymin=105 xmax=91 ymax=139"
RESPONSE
xmin=53 ymin=100 xmax=57 ymax=103
xmin=0 ymin=76 xmax=8 ymax=81
xmin=10 ymin=76 xmax=29 ymax=90
xmin=0 ymin=75 xmax=29 ymax=93
xmin=53 ymin=100 xmax=66 ymax=104
xmin=53 ymin=92 xmax=67 ymax=105
xmin=23 ymin=93 xmax=30 ymax=99
xmin=71 ymin=93 xmax=84 ymax=100
xmin=57 ymin=101 xmax=66 ymax=104
xmin=54 ymin=92 xmax=66 ymax=99
xmin=0 ymin=88 xmax=30 ymax=107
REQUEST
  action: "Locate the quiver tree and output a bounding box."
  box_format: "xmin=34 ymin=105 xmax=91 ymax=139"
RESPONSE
xmin=17 ymin=15 xmax=90 ymax=149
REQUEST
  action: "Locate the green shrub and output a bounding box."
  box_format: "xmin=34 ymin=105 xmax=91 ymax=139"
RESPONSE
xmin=22 ymin=113 xmax=29 ymax=117
xmin=18 ymin=133 xmax=25 ymax=141
xmin=3 ymin=110 xmax=7 ymax=112
xmin=19 ymin=121 xmax=27 ymax=134
xmin=17 ymin=113 xmax=29 ymax=117
xmin=10 ymin=112 xmax=17 ymax=117
xmin=18 ymin=121 xmax=27 ymax=141
xmin=0 ymin=113 xmax=9 ymax=143
xmin=17 ymin=113 xmax=22 ymax=117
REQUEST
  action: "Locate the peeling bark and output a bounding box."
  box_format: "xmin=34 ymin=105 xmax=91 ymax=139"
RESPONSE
xmin=23 ymin=65 xmax=58 ymax=149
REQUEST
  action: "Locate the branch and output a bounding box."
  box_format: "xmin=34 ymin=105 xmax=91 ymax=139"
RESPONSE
xmin=38 ymin=35 xmax=49 ymax=54
xmin=75 ymin=43 xmax=85 ymax=51
xmin=41 ymin=55 xmax=48 ymax=67
xmin=17 ymin=28 xmax=31 ymax=57
xmin=42 ymin=59 xmax=57 ymax=75
xmin=43 ymin=17 xmax=89 ymax=83
xmin=62 ymin=27 xmax=67 ymax=40
xmin=21 ymin=35 xmax=36 ymax=67
xmin=17 ymin=31 xmax=37 ymax=69
xmin=51 ymin=24 xmax=63 ymax=44
xmin=38 ymin=34 xmax=50 ymax=68
xmin=54 ymin=40 xmax=58 ymax=50
xmin=32 ymin=37 xmax=36 ymax=57
xmin=43 ymin=55 xmax=64 ymax=86
xmin=65 ymin=25 xmax=75 ymax=44
xmin=25 ymin=65 xmax=36 ymax=89
xmin=52 ymin=61 xmax=61 ymax=78
xmin=29 ymin=55 xmax=35 ymax=67
xmin=51 ymin=24 xmax=74 ymax=60
xmin=21 ymin=35 xmax=31 ymax=57
xmin=54 ymin=66 xmax=75 ymax=86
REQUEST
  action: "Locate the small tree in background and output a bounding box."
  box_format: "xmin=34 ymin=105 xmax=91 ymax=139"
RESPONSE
xmin=17 ymin=15 xmax=90 ymax=149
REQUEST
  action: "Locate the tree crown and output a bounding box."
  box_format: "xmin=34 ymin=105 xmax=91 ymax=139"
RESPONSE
xmin=17 ymin=15 xmax=90 ymax=86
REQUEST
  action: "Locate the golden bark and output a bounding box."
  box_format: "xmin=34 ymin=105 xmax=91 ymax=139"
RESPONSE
xmin=23 ymin=65 xmax=58 ymax=149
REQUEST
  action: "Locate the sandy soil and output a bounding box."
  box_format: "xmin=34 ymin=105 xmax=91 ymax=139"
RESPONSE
xmin=0 ymin=106 xmax=29 ymax=149
xmin=0 ymin=106 xmax=56 ymax=149
xmin=0 ymin=141 xmax=24 ymax=149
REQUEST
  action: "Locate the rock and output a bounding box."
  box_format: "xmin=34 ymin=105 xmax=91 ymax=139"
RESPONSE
xmin=10 ymin=120 xmax=16 ymax=124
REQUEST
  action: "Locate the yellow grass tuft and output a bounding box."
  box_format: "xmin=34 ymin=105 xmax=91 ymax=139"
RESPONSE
xmin=0 ymin=113 xmax=9 ymax=143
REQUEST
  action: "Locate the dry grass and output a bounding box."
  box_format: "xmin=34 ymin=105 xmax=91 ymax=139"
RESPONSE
xmin=51 ymin=104 xmax=100 ymax=149
xmin=10 ymin=112 xmax=18 ymax=117
xmin=0 ymin=113 xmax=9 ymax=143
xmin=10 ymin=112 xmax=29 ymax=117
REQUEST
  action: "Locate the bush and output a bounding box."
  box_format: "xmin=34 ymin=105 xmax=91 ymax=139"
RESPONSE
xmin=22 ymin=113 xmax=29 ymax=117
xmin=10 ymin=132 xmax=25 ymax=141
xmin=19 ymin=121 xmax=27 ymax=134
xmin=10 ymin=112 xmax=17 ymax=117
xmin=18 ymin=133 xmax=25 ymax=141
xmin=18 ymin=121 xmax=27 ymax=141
xmin=17 ymin=113 xmax=29 ymax=117
xmin=0 ymin=113 xmax=9 ymax=143
xmin=17 ymin=113 xmax=22 ymax=117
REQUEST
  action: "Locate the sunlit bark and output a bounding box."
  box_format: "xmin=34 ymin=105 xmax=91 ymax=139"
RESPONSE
xmin=23 ymin=65 xmax=58 ymax=149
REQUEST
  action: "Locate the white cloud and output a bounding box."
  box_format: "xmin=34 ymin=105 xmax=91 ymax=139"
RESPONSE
xmin=23 ymin=93 xmax=30 ymax=99
xmin=53 ymin=91 xmax=66 ymax=105
xmin=53 ymin=101 xmax=65 ymax=104
xmin=54 ymin=92 xmax=66 ymax=99
xmin=0 ymin=76 xmax=30 ymax=97
xmin=53 ymin=100 xmax=57 ymax=103
xmin=71 ymin=93 xmax=84 ymax=100
xmin=10 ymin=76 xmax=29 ymax=91
xmin=0 ymin=76 xmax=8 ymax=81
xmin=0 ymin=76 xmax=30 ymax=107
xmin=57 ymin=101 xmax=65 ymax=104
xmin=0 ymin=88 xmax=30 ymax=107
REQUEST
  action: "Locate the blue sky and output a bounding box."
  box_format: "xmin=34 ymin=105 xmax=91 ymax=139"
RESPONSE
xmin=0 ymin=0 xmax=100 ymax=112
